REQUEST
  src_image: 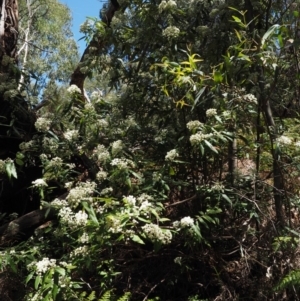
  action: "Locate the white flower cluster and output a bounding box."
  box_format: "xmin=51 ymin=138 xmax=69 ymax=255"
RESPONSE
xmin=34 ymin=117 xmax=51 ymax=132
xmin=96 ymin=171 xmax=108 ymax=182
xmin=79 ymin=232 xmax=89 ymax=244
xmin=19 ymin=140 xmax=35 ymax=151
xmin=107 ymin=216 xmax=123 ymax=233
xmin=124 ymin=195 xmax=137 ymax=206
xmin=58 ymin=207 xmax=88 ymax=228
xmin=90 ymin=90 xmax=102 ymax=102
xmin=276 ymin=135 xmax=292 ymax=146
xmin=84 ymin=102 xmax=95 ymax=114
xmin=0 ymin=160 xmax=5 ymax=173
xmin=211 ymin=182 xmax=225 ymax=192
xmin=27 ymin=258 xmax=56 ymax=275
xmin=110 ymin=17 xmax=123 ymax=30
xmin=137 ymin=193 xmax=153 ymax=203
xmin=97 ymin=119 xmax=109 ymax=128
xmin=111 ymin=140 xmax=123 ymax=156
xmin=162 ymin=26 xmax=180 ymax=39
xmin=206 ymin=108 xmax=217 ymax=117
xmin=32 ymin=179 xmax=47 ymax=187
xmin=243 ymin=93 xmax=257 ymax=103
xmin=51 ymin=198 xmax=68 ymax=208
xmin=67 ymin=181 xmax=96 ymax=207
xmin=142 ymin=223 xmax=172 ymax=244
xmin=152 ymin=172 xmax=162 ymax=182
xmin=67 ymin=84 xmax=81 ymax=95
xmin=158 ymin=0 xmax=177 ymax=13
xmin=93 ymin=144 xmax=110 ymax=163
xmin=139 ymin=200 xmax=152 ymax=212
xmin=100 ymin=187 xmax=113 ymax=196
xmin=71 ymin=246 xmax=88 ymax=258
xmin=110 ymin=158 xmax=135 ymax=169
xmin=64 ymin=130 xmax=79 ymax=142
xmin=190 ymin=132 xmax=214 ymax=146
xmin=42 ymin=137 xmax=59 ymax=153
xmin=165 ymin=149 xmax=178 ymax=161
xmin=79 ymin=20 xmax=92 ymax=33
xmin=46 ymin=157 xmax=63 ymax=169
xmin=187 ymin=120 xmax=203 ymax=131
xmin=174 ymin=257 xmax=182 ymax=265
xmin=222 ymin=110 xmax=231 ymax=118
xmin=173 ymin=216 xmax=194 ymax=228
xmin=124 ymin=117 xmax=137 ymax=128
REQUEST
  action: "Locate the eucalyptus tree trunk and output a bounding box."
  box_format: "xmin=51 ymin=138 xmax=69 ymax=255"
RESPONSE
xmin=0 ymin=0 xmax=40 ymax=216
xmin=70 ymin=0 xmax=120 ymax=92
xmin=0 ymin=0 xmax=18 ymax=66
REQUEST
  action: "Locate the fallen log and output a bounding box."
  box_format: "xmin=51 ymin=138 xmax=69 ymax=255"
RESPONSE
xmin=0 ymin=207 xmax=57 ymax=247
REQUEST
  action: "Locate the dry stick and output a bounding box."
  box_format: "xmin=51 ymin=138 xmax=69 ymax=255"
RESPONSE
xmin=165 ymin=194 xmax=196 ymax=208
xmin=142 ymin=278 xmax=165 ymax=301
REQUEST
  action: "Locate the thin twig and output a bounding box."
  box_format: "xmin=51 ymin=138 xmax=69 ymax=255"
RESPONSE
xmin=142 ymin=278 xmax=165 ymax=301
xmin=165 ymin=194 xmax=196 ymax=208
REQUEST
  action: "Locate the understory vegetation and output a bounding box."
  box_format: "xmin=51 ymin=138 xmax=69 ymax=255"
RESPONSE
xmin=2 ymin=0 xmax=300 ymax=300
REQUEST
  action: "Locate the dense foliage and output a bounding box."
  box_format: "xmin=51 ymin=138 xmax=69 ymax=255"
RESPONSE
xmin=2 ymin=0 xmax=300 ymax=300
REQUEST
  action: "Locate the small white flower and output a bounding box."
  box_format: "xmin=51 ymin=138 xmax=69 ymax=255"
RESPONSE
xmin=67 ymin=85 xmax=81 ymax=95
xmin=165 ymin=149 xmax=178 ymax=161
xmin=96 ymin=171 xmax=108 ymax=182
xmin=173 ymin=217 xmax=195 ymax=229
xmin=124 ymin=195 xmax=137 ymax=206
xmin=186 ymin=120 xmax=203 ymax=131
xmin=0 ymin=160 xmax=5 ymax=173
xmin=111 ymin=158 xmax=135 ymax=169
xmin=276 ymin=135 xmax=292 ymax=146
xmin=162 ymin=26 xmax=180 ymax=39
xmin=111 ymin=140 xmax=123 ymax=156
xmin=100 ymin=187 xmax=113 ymax=196
xmin=79 ymin=232 xmax=89 ymax=244
xmin=64 ymin=130 xmax=79 ymax=142
xmin=266 ymin=266 xmax=272 ymax=278
xmin=180 ymin=216 xmax=194 ymax=228
xmin=35 ymin=117 xmax=51 ymax=132
xmin=152 ymin=172 xmax=162 ymax=182
xmin=243 ymin=93 xmax=257 ymax=104
xmin=74 ymin=211 xmax=88 ymax=226
xmin=93 ymin=145 xmax=111 ymax=163
xmin=142 ymin=223 xmax=172 ymax=244
xmin=206 ymin=108 xmax=217 ymax=117
xmin=34 ymin=258 xmax=57 ymax=275
xmin=32 ymin=179 xmax=48 ymax=187
xmin=174 ymin=257 xmax=182 ymax=265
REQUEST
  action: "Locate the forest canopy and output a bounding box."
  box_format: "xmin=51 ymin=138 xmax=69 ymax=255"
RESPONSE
xmin=1 ymin=0 xmax=300 ymax=300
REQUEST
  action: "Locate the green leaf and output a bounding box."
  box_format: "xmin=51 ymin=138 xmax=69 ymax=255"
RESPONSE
xmin=132 ymin=235 xmax=145 ymax=244
xmin=5 ymin=161 xmax=17 ymax=179
xmin=169 ymin=166 xmax=175 ymax=176
xmin=55 ymin=267 xmax=66 ymax=276
xmin=261 ymin=24 xmax=280 ymax=48
xmin=26 ymin=272 xmax=34 ymax=284
xmin=222 ymin=194 xmax=232 ymax=205
xmin=15 ymin=158 xmax=24 ymax=166
xmin=204 ymin=140 xmax=218 ymax=154
xmin=34 ymin=275 xmax=41 ymax=290
xmin=213 ymin=71 xmax=223 ymax=83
